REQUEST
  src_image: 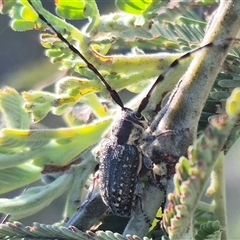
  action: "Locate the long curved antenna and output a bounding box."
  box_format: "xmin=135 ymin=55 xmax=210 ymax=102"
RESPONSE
xmin=27 ymin=1 xmax=239 ymax=116
xmin=137 ymin=38 xmax=238 ymax=114
xmin=27 ymin=0 xmax=124 ymax=109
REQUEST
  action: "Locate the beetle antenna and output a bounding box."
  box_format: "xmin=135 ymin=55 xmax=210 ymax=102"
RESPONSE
xmin=27 ymin=0 xmax=124 ymax=109
xmin=137 ymin=38 xmax=238 ymax=114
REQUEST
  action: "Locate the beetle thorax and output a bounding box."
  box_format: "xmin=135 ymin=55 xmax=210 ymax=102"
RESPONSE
xmin=111 ymin=108 xmax=148 ymax=145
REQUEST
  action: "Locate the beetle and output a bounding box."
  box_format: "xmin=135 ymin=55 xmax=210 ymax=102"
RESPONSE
xmin=27 ymin=0 xmax=237 ymax=218
xmin=97 ymin=108 xmax=149 ymax=216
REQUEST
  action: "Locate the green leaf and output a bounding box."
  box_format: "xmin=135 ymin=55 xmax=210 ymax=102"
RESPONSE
xmin=0 ymin=173 xmax=73 ymax=220
xmin=55 ymin=0 xmax=88 ymax=20
xmin=195 ymin=221 xmax=223 ymax=240
xmin=0 ymin=88 xmax=30 ymax=129
xmin=20 ymin=5 xmax=38 ymax=21
xmin=115 ymin=0 xmax=153 ymax=14
xmin=10 ymin=19 xmax=35 ymax=31
xmin=0 ymin=163 xmax=42 ymax=194
xmin=0 ymin=118 xmax=112 ymax=168
xmin=22 ymin=91 xmax=57 ymax=122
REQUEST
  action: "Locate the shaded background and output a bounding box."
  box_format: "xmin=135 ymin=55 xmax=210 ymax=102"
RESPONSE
xmin=0 ymin=1 xmax=240 ymax=239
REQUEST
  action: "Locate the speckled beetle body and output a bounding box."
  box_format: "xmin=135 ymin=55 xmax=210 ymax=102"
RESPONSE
xmin=98 ymin=108 xmax=148 ymax=217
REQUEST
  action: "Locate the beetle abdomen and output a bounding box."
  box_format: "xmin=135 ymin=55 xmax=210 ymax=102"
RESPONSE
xmin=99 ymin=138 xmax=142 ymax=217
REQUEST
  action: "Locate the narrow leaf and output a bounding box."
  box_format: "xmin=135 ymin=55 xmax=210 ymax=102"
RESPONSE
xmin=0 ymin=173 xmax=73 ymax=220
xmin=0 ymin=88 xmax=30 ymax=129
xmin=0 ymin=118 xmax=112 ymax=168
xmin=0 ymin=163 xmax=42 ymax=194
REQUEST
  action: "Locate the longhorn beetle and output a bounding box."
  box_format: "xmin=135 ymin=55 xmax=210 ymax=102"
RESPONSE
xmin=27 ymin=0 xmax=237 ymax=218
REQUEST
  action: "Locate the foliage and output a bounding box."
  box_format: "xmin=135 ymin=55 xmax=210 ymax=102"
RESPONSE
xmin=0 ymin=0 xmax=240 ymax=239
